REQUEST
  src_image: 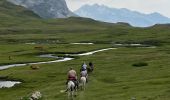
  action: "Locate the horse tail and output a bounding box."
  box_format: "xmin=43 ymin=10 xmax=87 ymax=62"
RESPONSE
xmin=80 ymin=77 xmax=86 ymax=87
xmin=71 ymin=86 xmax=74 ymax=91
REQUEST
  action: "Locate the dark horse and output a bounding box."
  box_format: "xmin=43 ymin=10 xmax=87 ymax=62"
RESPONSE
xmin=87 ymin=62 xmax=94 ymax=73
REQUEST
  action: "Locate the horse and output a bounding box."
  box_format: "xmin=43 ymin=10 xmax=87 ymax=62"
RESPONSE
xmin=79 ymin=76 xmax=86 ymax=90
xmin=67 ymin=80 xmax=77 ymax=99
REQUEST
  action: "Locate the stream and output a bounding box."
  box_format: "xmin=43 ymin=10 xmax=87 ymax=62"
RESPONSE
xmin=0 ymin=45 xmax=154 ymax=88
xmin=0 ymin=48 xmax=116 ymax=71
xmin=0 ymin=81 xmax=21 ymax=88
xmin=0 ymin=48 xmax=116 ymax=88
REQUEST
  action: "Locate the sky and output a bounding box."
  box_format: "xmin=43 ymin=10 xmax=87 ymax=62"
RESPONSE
xmin=66 ymin=0 xmax=170 ymax=18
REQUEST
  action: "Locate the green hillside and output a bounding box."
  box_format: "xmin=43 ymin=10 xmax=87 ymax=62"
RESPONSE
xmin=0 ymin=1 xmax=170 ymax=100
xmin=0 ymin=0 xmax=170 ymax=45
xmin=0 ymin=0 xmax=39 ymax=18
xmin=0 ymin=0 xmax=40 ymax=27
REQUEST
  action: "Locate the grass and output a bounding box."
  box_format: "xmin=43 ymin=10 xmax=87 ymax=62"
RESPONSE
xmin=0 ymin=0 xmax=170 ymax=100
xmin=0 ymin=44 xmax=111 ymax=65
xmin=0 ymin=47 xmax=170 ymax=100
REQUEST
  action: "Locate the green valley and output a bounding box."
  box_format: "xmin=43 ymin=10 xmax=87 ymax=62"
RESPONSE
xmin=0 ymin=0 xmax=170 ymax=100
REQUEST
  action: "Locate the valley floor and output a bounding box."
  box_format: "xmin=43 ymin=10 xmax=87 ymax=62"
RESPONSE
xmin=0 ymin=11 xmax=170 ymax=99
xmin=0 ymin=43 xmax=170 ymax=100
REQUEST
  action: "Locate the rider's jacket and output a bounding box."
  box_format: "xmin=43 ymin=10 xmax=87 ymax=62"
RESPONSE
xmin=82 ymin=63 xmax=87 ymax=71
xmin=80 ymin=71 xmax=87 ymax=77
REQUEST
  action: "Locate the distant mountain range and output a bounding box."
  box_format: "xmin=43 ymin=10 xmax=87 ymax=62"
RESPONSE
xmin=75 ymin=4 xmax=170 ymax=27
xmin=7 ymin=0 xmax=76 ymax=18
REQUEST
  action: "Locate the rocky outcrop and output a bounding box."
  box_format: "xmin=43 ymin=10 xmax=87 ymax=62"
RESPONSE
xmin=7 ymin=0 xmax=76 ymax=18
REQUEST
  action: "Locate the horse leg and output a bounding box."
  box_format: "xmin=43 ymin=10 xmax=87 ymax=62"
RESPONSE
xmin=80 ymin=82 xmax=83 ymax=91
xmin=83 ymin=80 xmax=86 ymax=90
xmin=67 ymin=85 xmax=72 ymax=99
xmin=68 ymin=90 xmax=70 ymax=100
xmin=71 ymin=88 xmax=74 ymax=99
xmin=74 ymin=86 xmax=77 ymax=97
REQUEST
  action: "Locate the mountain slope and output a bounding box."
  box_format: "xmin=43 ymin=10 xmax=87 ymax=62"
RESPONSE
xmin=0 ymin=0 xmax=39 ymax=19
xmin=7 ymin=0 xmax=76 ymax=18
xmin=0 ymin=0 xmax=41 ymax=27
xmin=75 ymin=4 xmax=170 ymax=27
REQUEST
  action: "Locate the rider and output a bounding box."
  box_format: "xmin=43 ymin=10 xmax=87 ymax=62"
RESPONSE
xmin=68 ymin=67 xmax=77 ymax=81
xmin=89 ymin=62 xmax=94 ymax=72
xmin=80 ymin=70 xmax=88 ymax=83
xmin=67 ymin=67 xmax=78 ymax=90
xmin=80 ymin=62 xmax=88 ymax=82
xmin=80 ymin=62 xmax=87 ymax=72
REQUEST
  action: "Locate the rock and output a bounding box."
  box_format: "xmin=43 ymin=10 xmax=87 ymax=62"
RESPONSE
xmin=7 ymin=0 xmax=76 ymax=18
xmin=30 ymin=91 xmax=42 ymax=100
xmin=30 ymin=65 xmax=40 ymax=70
xmin=131 ymin=97 xmax=136 ymax=100
xmin=34 ymin=46 xmax=44 ymax=51
xmin=20 ymin=91 xmax=42 ymax=100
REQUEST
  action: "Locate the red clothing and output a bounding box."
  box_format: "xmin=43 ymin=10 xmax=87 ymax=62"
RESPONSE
xmin=68 ymin=76 xmax=76 ymax=80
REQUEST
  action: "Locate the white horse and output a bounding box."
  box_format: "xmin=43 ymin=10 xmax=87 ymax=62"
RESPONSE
xmin=67 ymin=80 xmax=77 ymax=99
xmin=79 ymin=77 xmax=86 ymax=90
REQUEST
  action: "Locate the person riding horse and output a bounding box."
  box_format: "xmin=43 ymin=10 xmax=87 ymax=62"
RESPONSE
xmin=80 ymin=70 xmax=88 ymax=83
xmin=80 ymin=62 xmax=87 ymax=72
xmin=66 ymin=67 xmax=78 ymax=91
xmin=88 ymin=62 xmax=94 ymax=72
xmin=80 ymin=62 xmax=88 ymax=82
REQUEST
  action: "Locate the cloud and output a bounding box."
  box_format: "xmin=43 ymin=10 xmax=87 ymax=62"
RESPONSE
xmin=66 ymin=0 xmax=170 ymax=17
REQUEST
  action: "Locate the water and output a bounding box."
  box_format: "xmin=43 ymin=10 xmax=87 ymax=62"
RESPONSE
xmin=38 ymin=54 xmax=59 ymax=59
xmin=0 ymin=64 xmax=27 ymax=70
xmin=25 ymin=43 xmax=36 ymax=45
xmin=70 ymin=43 xmax=94 ymax=45
xmin=0 ymin=48 xmax=116 ymax=70
xmin=0 ymin=58 xmax=74 ymax=70
xmin=0 ymin=48 xmax=116 ymax=89
xmin=0 ymin=81 xmax=21 ymax=88
xmin=75 ymin=48 xmax=117 ymax=56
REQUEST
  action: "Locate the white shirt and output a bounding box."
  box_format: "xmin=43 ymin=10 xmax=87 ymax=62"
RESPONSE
xmin=82 ymin=63 xmax=87 ymax=70
xmin=81 ymin=71 xmax=87 ymax=77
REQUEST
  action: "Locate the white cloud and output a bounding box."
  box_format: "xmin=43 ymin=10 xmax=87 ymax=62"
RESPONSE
xmin=66 ymin=0 xmax=170 ymax=18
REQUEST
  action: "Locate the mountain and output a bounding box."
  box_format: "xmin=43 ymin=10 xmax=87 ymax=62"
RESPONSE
xmin=7 ymin=0 xmax=76 ymax=18
xmin=0 ymin=0 xmax=41 ymax=27
xmin=0 ymin=0 xmax=39 ymax=18
xmin=75 ymin=4 xmax=170 ymax=27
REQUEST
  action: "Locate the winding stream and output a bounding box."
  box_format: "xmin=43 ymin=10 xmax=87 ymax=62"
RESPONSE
xmin=0 ymin=45 xmax=154 ymax=88
xmin=0 ymin=48 xmax=116 ymax=88
xmin=0 ymin=48 xmax=116 ymax=71
xmin=67 ymin=48 xmax=116 ymax=56
xmin=0 ymin=44 xmax=155 ymax=71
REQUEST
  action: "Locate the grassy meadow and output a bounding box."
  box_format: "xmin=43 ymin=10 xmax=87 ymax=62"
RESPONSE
xmin=0 ymin=44 xmax=170 ymax=100
xmin=0 ymin=0 xmax=170 ymax=100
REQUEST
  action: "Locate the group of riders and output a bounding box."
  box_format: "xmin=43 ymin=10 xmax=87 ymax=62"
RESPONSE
xmin=66 ymin=62 xmax=94 ymax=90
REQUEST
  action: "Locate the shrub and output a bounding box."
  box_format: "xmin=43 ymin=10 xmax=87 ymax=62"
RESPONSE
xmin=132 ymin=62 xmax=148 ymax=67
